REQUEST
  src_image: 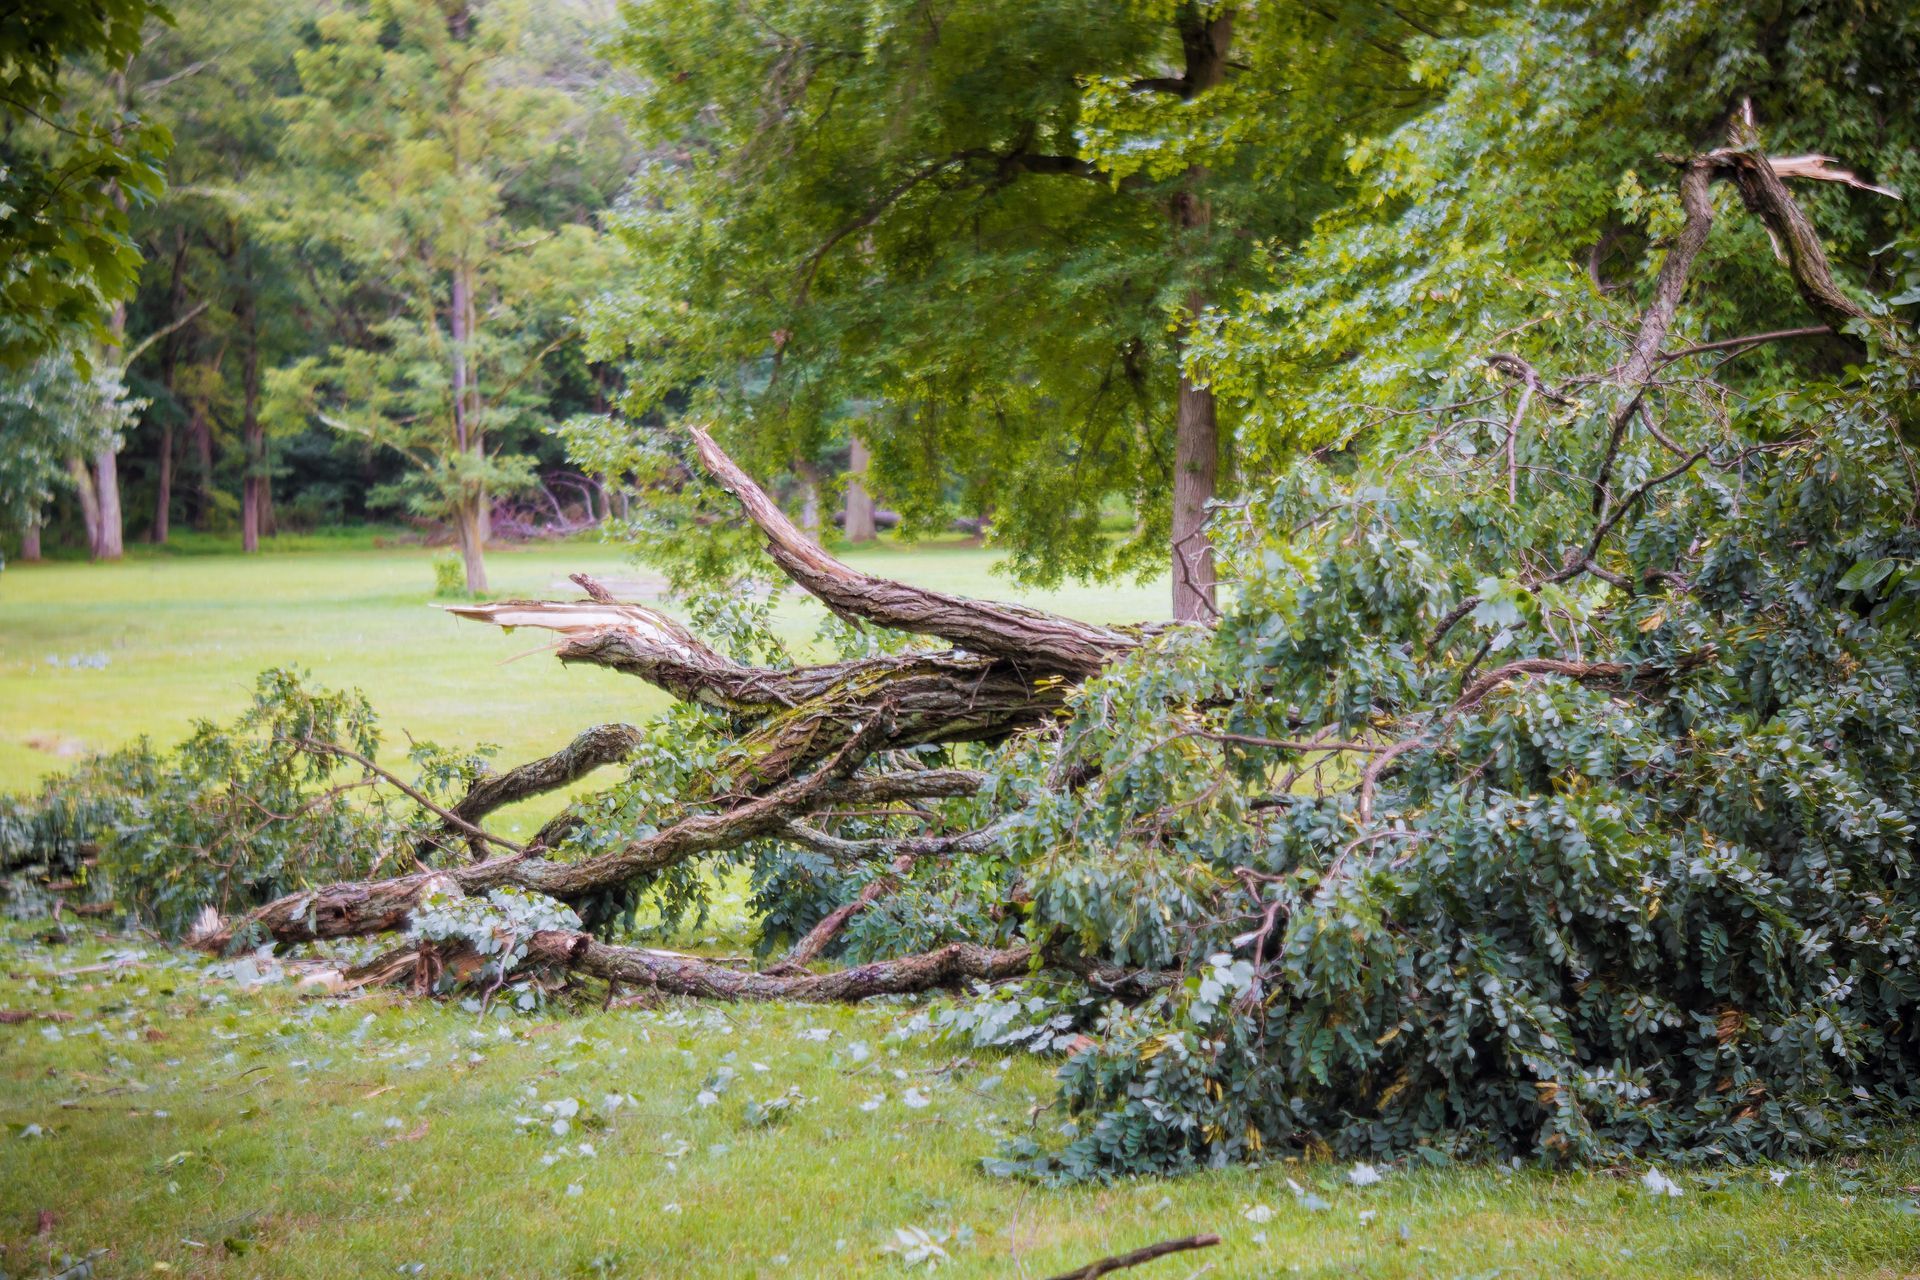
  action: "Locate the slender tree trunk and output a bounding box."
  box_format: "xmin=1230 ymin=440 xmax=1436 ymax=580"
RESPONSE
xmin=449 ymin=260 xmax=490 ymax=579
xmin=67 ymin=457 xmax=103 ymax=554
xmin=91 ymin=299 xmax=128 ymax=560
xmin=20 ymin=520 xmax=41 ymax=562
xmin=456 ymin=495 xmax=487 ymax=593
xmin=844 ymin=436 xmax=877 ymax=543
xmin=1171 ymin=293 xmax=1218 ymax=622
xmin=150 ymin=424 xmax=173 ymax=544
xmin=150 ymin=230 xmax=191 ymax=546
xmin=92 ymin=447 xmax=124 ymax=559
xmin=240 ymin=302 xmax=264 ymax=554
xmin=1165 ymin=4 xmax=1232 ymax=622
xmin=190 ymin=402 xmax=214 ymax=530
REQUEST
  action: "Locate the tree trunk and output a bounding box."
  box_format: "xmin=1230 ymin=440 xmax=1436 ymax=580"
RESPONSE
xmin=67 ymin=457 xmax=102 ymax=555
xmin=92 ymin=447 xmax=124 ymax=559
xmin=151 ymin=231 xmax=191 ymax=547
xmin=844 ymin=436 xmax=877 ymax=543
xmin=20 ymin=520 xmax=41 ymax=562
xmin=1171 ymin=334 xmax=1218 ymax=622
xmin=150 ymin=423 xmax=173 ymax=544
xmin=240 ymin=306 xmax=264 ymax=553
xmin=91 ymin=300 xmax=127 ymax=560
xmin=190 ymin=401 xmax=215 ymax=530
xmin=456 ymin=496 xmax=488 ymax=593
xmin=1165 ymin=4 xmax=1233 ymax=623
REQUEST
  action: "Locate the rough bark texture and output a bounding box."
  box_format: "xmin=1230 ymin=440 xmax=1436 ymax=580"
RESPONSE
xmin=531 ymin=931 xmax=1033 ymax=1001
xmin=690 ymin=424 xmax=1138 ymax=677
xmin=150 ymin=423 xmax=173 ymax=545
xmin=1712 ymin=149 xmax=1895 ymax=355
xmin=240 ymin=297 xmax=265 ymax=555
xmin=1166 ymin=4 xmax=1233 ymax=624
xmin=422 ymin=723 xmax=644 ymax=861
xmin=92 ymin=447 xmax=124 ymax=559
xmin=195 ymin=714 xmax=897 ymax=951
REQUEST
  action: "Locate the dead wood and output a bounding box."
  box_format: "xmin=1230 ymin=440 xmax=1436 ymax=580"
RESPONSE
xmin=192 ymin=714 xmax=898 ymax=951
xmin=687 ymin=422 xmax=1140 ymax=676
xmin=527 ymin=931 xmax=1034 ymax=1000
xmin=1041 ymin=1233 xmax=1221 ymax=1280
xmin=423 ymin=723 xmax=643 ymax=861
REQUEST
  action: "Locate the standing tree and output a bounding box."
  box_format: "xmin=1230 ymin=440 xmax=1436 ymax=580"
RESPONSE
xmin=270 ymin=0 xmax=620 ymax=590
xmin=590 ymin=0 xmax=1448 ymax=618
xmin=0 ymin=340 xmax=139 ymax=564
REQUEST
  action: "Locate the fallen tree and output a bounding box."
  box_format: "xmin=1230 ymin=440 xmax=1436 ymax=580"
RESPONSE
xmin=11 ymin=135 xmax=1920 ymax=1178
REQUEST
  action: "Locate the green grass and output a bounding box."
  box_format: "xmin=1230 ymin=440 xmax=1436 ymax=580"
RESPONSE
xmin=0 ymin=536 xmax=1165 ymax=831
xmin=2 ymin=928 xmax=1917 ymax=1279
xmin=5 ymin=542 xmax=1920 ymax=1277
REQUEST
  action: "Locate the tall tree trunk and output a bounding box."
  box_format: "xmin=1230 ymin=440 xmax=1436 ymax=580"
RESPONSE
xmin=449 ymin=259 xmax=491 ymax=573
xmin=67 ymin=457 xmax=102 ymax=554
xmin=91 ymin=299 xmax=128 ymax=560
xmin=20 ymin=519 xmax=41 ymax=562
xmin=92 ymin=447 xmax=124 ymax=559
xmin=190 ymin=402 xmax=215 ymax=530
xmin=150 ymin=423 xmax=173 ymax=544
xmin=151 ymin=230 xmax=191 ymax=546
xmin=1165 ymin=4 xmax=1232 ymax=623
xmin=844 ymin=437 xmax=877 ymax=543
xmin=240 ymin=302 xmax=264 ymax=554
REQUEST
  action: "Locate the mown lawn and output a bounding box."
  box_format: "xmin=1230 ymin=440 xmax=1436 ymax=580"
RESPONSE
xmin=4 ymin=541 xmax=1920 ymax=1278
xmin=2 ymin=928 xmax=1918 ymax=1279
xmin=0 ymin=534 xmax=1164 ymax=826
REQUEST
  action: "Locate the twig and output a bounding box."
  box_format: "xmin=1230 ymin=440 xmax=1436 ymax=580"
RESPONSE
xmin=1042 ymin=1234 xmax=1221 ymax=1280
xmin=1658 ymin=325 xmax=1830 ymax=362
xmin=296 ymin=737 xmax=526 ymax=856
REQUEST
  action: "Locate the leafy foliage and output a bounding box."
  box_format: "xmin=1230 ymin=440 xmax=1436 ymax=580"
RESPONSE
xmin=0 ymin=0 xmax=172 ymax=366
xmin=1 ymin=669 xmax=484 ymax=937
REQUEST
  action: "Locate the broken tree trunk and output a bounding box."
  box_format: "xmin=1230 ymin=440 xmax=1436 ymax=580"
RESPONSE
xmin=189 ymin=427 xmax=1150 ymax=1009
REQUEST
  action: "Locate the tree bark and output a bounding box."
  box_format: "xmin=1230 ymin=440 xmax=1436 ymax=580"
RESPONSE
xmin=67 ymin=457 xmax=102 ymax=556
xmin=449 ymin=261 xmax=490 ymax=586
xmin=1172 ymin=335 xmax=1218 ymax=622
xmin=190 ymin=400 xmax=215 ymax=530
xmin=689 ymin=424 xmax=1137 ymax=677
xmin=150 ymin=232 xmax=192 ymax=546
xmin=91 ymin=447 xmax=124 ymax=559
xmin=150 ymin=423 xmax=173 ymax=544
xmin=1165 ymin=4 xmax=1233 ymax=623
xmin=20 ymin=520 xmax=41 ymax=562
xmin=844 ymin=435 xmax=877 ymax=543
xmin=90 ymin=300 xmax=128 ymax=560
xmin=455 ymin=496 xmax=488 ymax=593
xmin=531 ymin=932 xmax=1033 ymax=1002
xmin=240 ymin=308 xmax=265 ymax=554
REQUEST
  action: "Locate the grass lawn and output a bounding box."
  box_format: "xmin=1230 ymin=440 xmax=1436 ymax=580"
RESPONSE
xmin=0 ymin=534 xmax=1165 ymax=830
xmin=4 ymin=539 xmax=1920 ymax=1278
xmin=2 ymin=928 xmax=1917 ymax=1279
